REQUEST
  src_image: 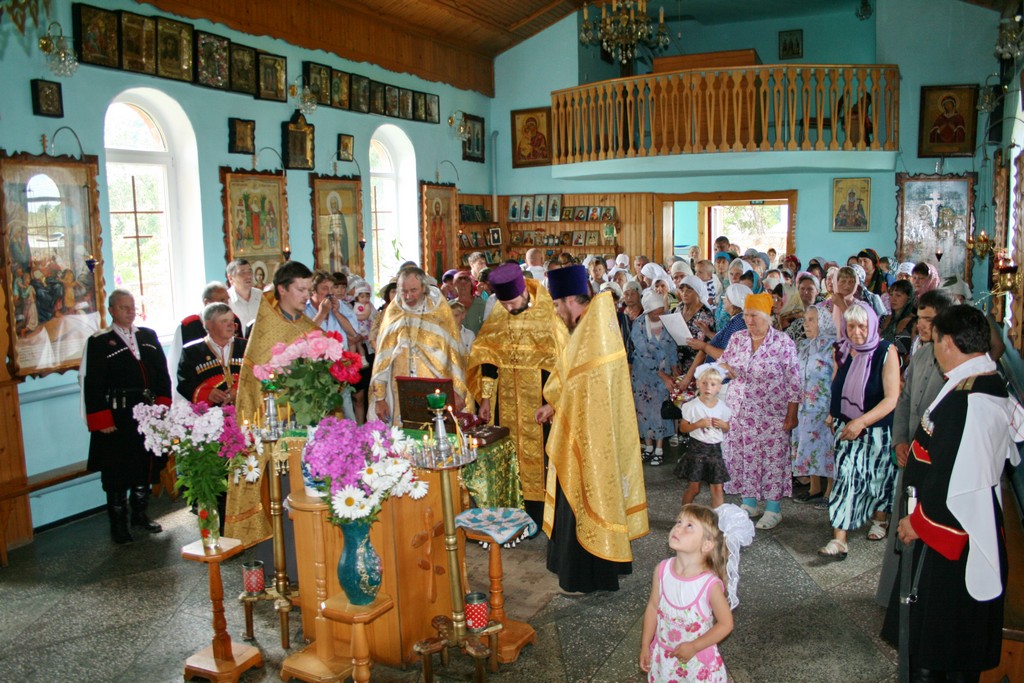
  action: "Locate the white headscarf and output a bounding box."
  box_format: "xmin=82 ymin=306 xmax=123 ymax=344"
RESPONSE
xmin=725 ymin=283 xmax=753 ymax=309
xmin=670 ymin=260 xmax=693 ymax=277
xmin=679 ymin=274 xmax=709 ymax=308
xmin=616 ymin=253 xmax=630 ymax=268
xmin=641 ymin=289 xmax=666 ymax=313
xmin=640 ymin=262 xmax=671 ymax=285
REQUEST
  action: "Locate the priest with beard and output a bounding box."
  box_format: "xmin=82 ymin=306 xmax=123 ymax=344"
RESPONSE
xmin=467 ymin=263 xmax=568 ymax=525
xmin=371 ymin=265 xmax=467 ymax=425
xmin=535 ymin=264 xmax=649 ymax=593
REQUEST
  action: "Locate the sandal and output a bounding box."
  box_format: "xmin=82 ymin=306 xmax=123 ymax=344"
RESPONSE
xmin=817 ymin=539 xmax=849 ymax=560
xmin=641 ymin=445 xmax=653 ymax=463
xmin=649 ymin=448 xmax=664 ymax=467
xmin=794 ymin=490 xmax=823 ymax=503
xmin=740 ymin=503 xmax=760 ymax=518
xmin=867 ymin=520 xmax=889 ymax=541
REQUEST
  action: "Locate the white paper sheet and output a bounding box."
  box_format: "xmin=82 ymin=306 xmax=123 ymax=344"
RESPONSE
xmin=659 ymin=311 xmax=693 ymax=345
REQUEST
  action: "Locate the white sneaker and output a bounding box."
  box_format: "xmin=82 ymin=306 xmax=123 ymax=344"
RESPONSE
xmin=755 ymin=511 xmax=782 ymax=530
xmin=669 ymin=434 xmax=680 ymax=446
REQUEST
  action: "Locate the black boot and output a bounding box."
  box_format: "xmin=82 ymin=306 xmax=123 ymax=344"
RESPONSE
xmin=130 ymin=485 xmax=162 ymax=533
xmin=107 ymin=491 xmax=134 ymax=544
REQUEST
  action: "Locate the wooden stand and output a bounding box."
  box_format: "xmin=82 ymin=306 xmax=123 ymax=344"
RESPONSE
xmin=462 ymin=526 xmax=536 ymax=663
xmin=181 ymin=537 xmax=263 ymax=683
xmin=321 ymin=593 xmax=395 ymax=682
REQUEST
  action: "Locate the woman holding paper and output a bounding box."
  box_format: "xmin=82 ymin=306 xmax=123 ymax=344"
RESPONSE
xmin=671 ymin=274 xmax=716 ymax=379
xmin=630 ymin=290 xmax=680 ymax=466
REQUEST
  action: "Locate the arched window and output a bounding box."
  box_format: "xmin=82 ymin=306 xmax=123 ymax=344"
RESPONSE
xmin=103 ymin=89 xmax=202 ymax=337
xmin=369 ymin=125 xmax=416 ymax=287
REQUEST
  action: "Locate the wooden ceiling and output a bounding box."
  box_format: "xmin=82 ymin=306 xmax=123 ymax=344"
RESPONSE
xmin=142 ymin=0 xmax=1004 ymax=97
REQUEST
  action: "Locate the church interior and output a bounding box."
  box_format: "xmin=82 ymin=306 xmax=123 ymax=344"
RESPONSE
xmin=2 ymin=0 xmax=1024 ymax=681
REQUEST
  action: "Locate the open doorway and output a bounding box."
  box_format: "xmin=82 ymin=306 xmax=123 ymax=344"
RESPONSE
xmin=656 ymin=190 xmax=797 ymax=262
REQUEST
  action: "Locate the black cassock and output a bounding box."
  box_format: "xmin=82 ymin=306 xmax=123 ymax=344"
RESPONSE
xmin=83 ymin=327 xmax=172 ymax=491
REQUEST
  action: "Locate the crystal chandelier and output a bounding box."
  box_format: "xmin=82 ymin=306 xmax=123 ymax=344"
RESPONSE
xmin=579 ymin=1 xmax=670 ymax=65
xmin=38 ymin=21 xmax=78 ymax=77
xmin=288 ymin=76 xmax=317 ymax=116
xmin=995 ymin=14 xmax=1024 ymax=61
xmin=448 ymin=111 xmax=471 ymax=141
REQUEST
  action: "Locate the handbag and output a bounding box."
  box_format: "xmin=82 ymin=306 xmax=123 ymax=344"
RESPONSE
xmin=661 ymin=400 xmax=682 ymax=420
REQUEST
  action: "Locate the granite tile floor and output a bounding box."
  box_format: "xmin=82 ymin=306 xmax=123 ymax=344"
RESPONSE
xmin=1 ymin=445 xmax=898 ymax=682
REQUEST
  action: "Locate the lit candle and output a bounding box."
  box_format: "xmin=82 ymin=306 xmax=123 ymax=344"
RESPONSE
xmin=936 ymin=246 xmax=943 ymax=255
xmin=602 ymin=4 xmax=606 ymax=19
xmin=980 ymin=230 xmax=988 ymax=240
xmin=583 ymin=3 xmax=588 ymax=20
xmin=659 ymin=5 xmax=664 ymax=23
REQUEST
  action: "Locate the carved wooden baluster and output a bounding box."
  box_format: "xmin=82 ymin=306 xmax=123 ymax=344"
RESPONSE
xmin=681 ymin=73 xmax=693 ymax=154
xmin=625 ymin=81 xmax=637 ymax=157
xmin=828 ymin=68 xmax=840 ymax=151
xmin=637 ymin=76 xmax=650 ymax=157
xmin=1012 ymin=152 xmax=1024 ymax=348
xmin=854 ymin=67 xmax=867 ymax=150
xmin=840 ymin=73 xmax=853 ymax=151
xmin=705 ymin=72 xmax=718 ymax=153
xmin=869 ymin=67 xmax=881 ymax=151
xmin=771 ymin=68 xmax=785 ymax=151
xmin=889 ymin=67 xmax=900 ymax=151
xmin=799 ymin=68 xmax=811 ymax=151
xmin=785 ymin=67 xmax=798 ymax=151
xmin=757 ymin=68 xmax=770 ymax=151
xmin=813 ymin=68 xmax=825 ymax=151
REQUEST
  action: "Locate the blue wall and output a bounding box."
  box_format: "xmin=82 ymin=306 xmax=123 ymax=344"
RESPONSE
xmin=674 ymin=201 xmax=699 ymax=251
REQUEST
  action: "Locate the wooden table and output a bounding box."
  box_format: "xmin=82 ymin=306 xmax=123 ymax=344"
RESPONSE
xmin=181 ymin=537 xmax=263 ymax=683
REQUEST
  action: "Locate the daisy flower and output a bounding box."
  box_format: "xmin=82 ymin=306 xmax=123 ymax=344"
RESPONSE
xmin=332 ymin=486 xmax=367 ymax=520
xmin=408 ymin=479 xmax=429 ymax=500
xmin=242 ymin=455 xmax=262 ymax=483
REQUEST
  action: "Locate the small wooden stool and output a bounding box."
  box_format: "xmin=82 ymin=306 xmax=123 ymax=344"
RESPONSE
xmin=456 ymin=508 xmax=538 ymax=664
xmin=321 ymin=592 xmax=394 ymax=683
xmin=181 ymin=537 xmax=263 ymax=683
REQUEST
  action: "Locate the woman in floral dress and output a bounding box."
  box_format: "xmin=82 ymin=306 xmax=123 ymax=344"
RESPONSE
xmin=719 ymin=292 xmax=801 ymax=530
xmin=630 ymin=290 xmax=679 ymax=466
xmin=673 ymin=275 xmax=716 ymax=379
xmin=791 ymin=305 xmax=837 ymax=501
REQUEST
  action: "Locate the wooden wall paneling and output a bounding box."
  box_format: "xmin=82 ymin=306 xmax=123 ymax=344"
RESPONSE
xmin=0 ymin=271 xmax=32 ymax=551
xmin=146 ymin=0 xmax=496 ymax=95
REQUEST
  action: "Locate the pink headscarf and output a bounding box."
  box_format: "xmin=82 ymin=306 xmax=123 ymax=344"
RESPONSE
xmin=916 ymin=262 xmax=941 ymax=294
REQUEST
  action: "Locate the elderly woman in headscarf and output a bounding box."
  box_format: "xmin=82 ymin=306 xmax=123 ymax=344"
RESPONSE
xmin=718 ymin=291 xmax=801 ymax=530
xmin=894 ymin=261 xmax=915 ymax=282
xmin=822 ymin=265 xmax=840 ymax=300
xmin=792 ymin=305 xmax=838 ymax=502
xmin=784 ymin=272 xmax=823 ymax=343
xmin=817 ymin=301 xmax=899 ymax=559
xmin=848 ymin=263 xmax=886 ymax=316
xmin=715 ymin=258 xmax=750 ymax=331
xmin=651 ymin=273 xmax=677 ymax=310
xmin=672 ymin=274 xmax=716 ymax=380
xmin=639 ymin=262 xmax=671 ymax=290
xmin=622 ymin=280 xmax=644 ymax=322
xmin=675 ymin=283 xmax=752 ymax=390
xmin=630 ymin=289 xmax=679 ymax=466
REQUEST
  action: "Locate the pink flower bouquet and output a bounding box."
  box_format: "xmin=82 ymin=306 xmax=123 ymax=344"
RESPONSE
xmin=253 ymin=330 xmax=363 ymax=426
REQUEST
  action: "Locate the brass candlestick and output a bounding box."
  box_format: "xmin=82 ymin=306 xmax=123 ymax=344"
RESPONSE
xmin=412 ymin=402 xmax=500 ymax=680
xmin=239 ymin=393 xmax=298 ymax=649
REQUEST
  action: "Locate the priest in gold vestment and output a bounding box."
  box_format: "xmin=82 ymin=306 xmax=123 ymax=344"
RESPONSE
xmin=536 ymin=265 xmax=648 ymax=593
xmin=226 ymin=261 xmax=317 ymax=547
xmin=467 ymin=263 xmax=567 ymax=524
xmin=371 ymin=266 xmax=467 ymax=425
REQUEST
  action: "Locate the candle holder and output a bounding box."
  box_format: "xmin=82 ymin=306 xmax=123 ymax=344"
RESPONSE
xmin=411 ymin=393 xmax=499 ymax=678
xmin=991 ymin=250 xmax=1022 ymax=296
xmin=967 ymin=231 xmax=992 ymax=259
xmin=238 ymin=389 xmax=297 ymax=649
xmin=935 ymin=247 xmax=944 ymax=263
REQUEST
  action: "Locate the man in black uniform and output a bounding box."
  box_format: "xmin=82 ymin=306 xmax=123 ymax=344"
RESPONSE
xmin=176 ymin=302 xmax=247 ymax=406
xmin=82 ymin=289 xmax=173 ymax=544
xmin=882 ymin=305 xmax=1024 ymax=681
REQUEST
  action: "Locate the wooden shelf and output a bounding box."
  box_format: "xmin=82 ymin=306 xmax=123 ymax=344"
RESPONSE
xmin=509 ymin=220 xmax=615 ymax=226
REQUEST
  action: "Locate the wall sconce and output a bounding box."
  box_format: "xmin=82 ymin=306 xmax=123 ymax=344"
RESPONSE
xmin=288 ymin=76 xmax=317 ymax=116
xmin=38 ymin=21 xmax=78 ymax=77
xmin=991 ymin=249 xmax=1022 ymax=295
xmin=448 ymin=111 xmax=471 ymax=141
xmin=967 ymin=230 xmax=992 ymax=259
xmin=977 ymin=73 xmax=1002 ymax=114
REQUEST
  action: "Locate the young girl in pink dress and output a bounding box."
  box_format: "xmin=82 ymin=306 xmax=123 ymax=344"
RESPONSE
xmin=640 ymin=504 xmax=733 ymax=682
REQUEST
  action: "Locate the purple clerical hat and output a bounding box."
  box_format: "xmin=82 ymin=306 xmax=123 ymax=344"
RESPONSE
xmin=490 ymin=263 xmax=526 ymax=301
xmin=547 ymin=264 xmax=589 ymax=300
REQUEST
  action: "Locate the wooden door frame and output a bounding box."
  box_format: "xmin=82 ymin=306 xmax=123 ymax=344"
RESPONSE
xmin=654 ymin=190 xmax=798 ymax=262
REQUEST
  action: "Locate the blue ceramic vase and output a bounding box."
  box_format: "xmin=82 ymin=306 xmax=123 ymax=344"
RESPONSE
xmin=337 ymin=522 xmax=382 ymax=605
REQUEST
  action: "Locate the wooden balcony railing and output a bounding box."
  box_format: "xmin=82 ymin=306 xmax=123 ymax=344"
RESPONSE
xmin=551 ymin=64 xmax=899 ymax=164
